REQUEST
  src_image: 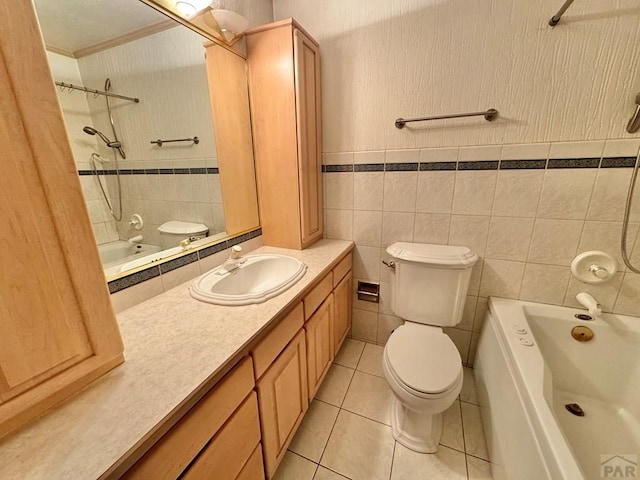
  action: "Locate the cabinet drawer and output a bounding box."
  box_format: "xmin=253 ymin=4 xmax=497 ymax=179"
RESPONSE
xmin=303 ymin=272 xmax=332 ymax=320
xmin=252 ymin=303 xmax=304 ymax=379
xmin=332 ymin=252 xmax=352 ymax=287
xmin=237 ymin=444 xmax=265 ymax=480
xmin=181 ymin=392 xmax=261 ymax=480
xmin=124 ymin=357 xmax=254 ymax=480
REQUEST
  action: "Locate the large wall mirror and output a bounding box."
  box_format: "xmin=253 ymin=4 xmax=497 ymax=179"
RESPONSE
xmin=33 ymin=0 xmax=264 ymax=280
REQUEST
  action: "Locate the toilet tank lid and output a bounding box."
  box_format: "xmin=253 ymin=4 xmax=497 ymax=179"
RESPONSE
xmin=387 ymin=242 xmax=478 ymax=267
xmin=158 ymin=221 xmax=208 ymax=235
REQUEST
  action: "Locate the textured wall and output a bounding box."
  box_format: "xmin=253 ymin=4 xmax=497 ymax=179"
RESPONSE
xmin=274 ymin=0 xmax=640 ymax=152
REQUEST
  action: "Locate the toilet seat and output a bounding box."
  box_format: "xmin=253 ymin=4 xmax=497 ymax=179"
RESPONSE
xmin=385 ymin=323 xmax=462 ymax=396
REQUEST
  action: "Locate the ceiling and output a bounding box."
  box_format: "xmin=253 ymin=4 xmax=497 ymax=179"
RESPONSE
xmin=34 ymin=0 xmax=169 ymax=55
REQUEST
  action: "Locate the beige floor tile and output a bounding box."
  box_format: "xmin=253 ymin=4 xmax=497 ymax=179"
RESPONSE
xmin=342 ymin=371 xmax=394 ymax=425
xmin=315 ymin=364 xmax=355 ymax=407
xmin=391 ymin=443 xmax=467 ymax=480
xmin=320 ymin=410 xmax=395 ymax=480
xmin=461 ymin=403 xmax=489 ymax=460
xmin=273 ymin=451 xmax=317 ymax=480
xmin=314 ymin=466 xmax=351 ymax=480
xmin=334 ymin=338 xmax=365 ymax=369
xmin=356 ymin=343 xmax=385 ymax=378
xmin=440 ymin=401 xmax=464 ymax=452
xmin=460 ymin=367 xmax=479 ymax=405
xmin=289 ymin=400 xmax=340 ymax=462
xmin=467 ymin=455 xmax=493 ymax=479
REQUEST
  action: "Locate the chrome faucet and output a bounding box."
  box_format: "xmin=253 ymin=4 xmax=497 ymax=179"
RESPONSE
xmin=217 ymin=246 xmax=247 ymax=275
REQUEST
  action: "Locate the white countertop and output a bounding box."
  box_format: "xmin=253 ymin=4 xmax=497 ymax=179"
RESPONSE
xmin=0 ymin=239 xmax=353 ymax=480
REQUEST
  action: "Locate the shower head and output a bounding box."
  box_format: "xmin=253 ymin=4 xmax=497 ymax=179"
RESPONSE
xmin=82 ymin=126 xmax=121 ymax=148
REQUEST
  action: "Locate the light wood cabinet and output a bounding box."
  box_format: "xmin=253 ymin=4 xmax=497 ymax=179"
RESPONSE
xmin=333 ymin=271 xmax=353 ymax=353
xmin=0 ymin=0 xmax=124 ymax=440
xmin=255 ymin=329 xmax=309 ymax=478
xmin=246 ymin=19 xmax=322 ymax=250
xmin=305 ymin=294 xmax=335 ymax=400
xmin=124 ymin=357 xmax=257 ymax=480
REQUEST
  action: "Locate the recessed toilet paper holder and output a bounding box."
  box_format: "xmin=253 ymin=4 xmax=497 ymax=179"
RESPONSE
xmin=357 ymin=281 xmax=379 ymax=303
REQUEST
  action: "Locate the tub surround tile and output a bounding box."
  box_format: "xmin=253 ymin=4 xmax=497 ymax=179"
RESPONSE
xmin=458 ymin=296 xmax=478 ymax=332
xmin=325 ymin=172 xmax=354 ymax=209
xmin=498 ymin=159 xmax=546 ymax=170
xmin=537 ymin=169 xmax=597 ymax=220
xmin=443 ymin=328 xmax=472 ymax=365
xmin=289 ymin=400 xmax=340 ymax=463
xmin=354 ymin=163 xmax=385 ymax=172
xmin=320 ymin=410 xmax=395 ymax=480
xmin=479 ymin=259 xmax=525 ymax=299
xmin=603 ymin=139 xmax=640 ymax=157
xmin=613 ymin=272 xmax=640 ymax=316
xmin=600 ymin=157 xmax=637 ymax=168
xmin=473 ymin=297 xmax=489 ymax=333
xmin=385 ymin=149 xmax=420 ymax=164
xmin=587 ymin=168 xmax=633 ymax=222
xmin=518 ymin=264 xmax=571 ymax=305
xmin=457 ymin=161 xmax=499 ymax=171
xmin=547 ymin=158 xmax=600 ymax=169
xmin=334 ymin=338 xmax=365 ymax=369
xmin=324 ymin=165 xmax=354 ymax=173
xmin=461 ymin=403 xmax=489 ymax=460
xmin=467 ymin=260 xmax=484 ymax=297
xmin=273 ymin=452 xmax=317 ymax=480
xmin=342 ymin=371 xmax=394 ymax=425
xmin=325 ymin=152 xmax=354 ymax=166
xmin=419 ymin=161 xmax=458 ymax=171
xmin=468 ymin=333 xmax=481 ymax=367
xmin=385 ymin=162 xmax=419 ymax=172
xmin=578 ymin=221 xmax=639 ymax=271
xmin=492 ymin=170 xmax=545 ymax=218
xmin=315 ymin=364 xmax=355 ymax=407
xmin=391 ymin=443 xmax=467 ymax=480
xmin=527 ymin=219 xmax=583 ymax=266
xmin=485 ymin=217 xmax=534 ymax=261
xmin=458 ymin=145 xmax=501 ymax=162
xmin=356 ymin=343 xmax=386 ymax=378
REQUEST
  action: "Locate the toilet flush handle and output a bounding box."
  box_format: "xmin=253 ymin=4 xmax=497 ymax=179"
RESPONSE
xmin=382 ymin=259 xmax=395 ymax=269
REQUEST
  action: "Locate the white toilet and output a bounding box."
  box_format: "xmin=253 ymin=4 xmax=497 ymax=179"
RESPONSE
xmin=382 ymin=242 xmax=478 ymax=453
xmin=157 ymin=221 xmax=208 ymax=249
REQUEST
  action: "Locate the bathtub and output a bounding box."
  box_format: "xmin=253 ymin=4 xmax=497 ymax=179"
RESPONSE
xmin=98 ymin=240 xmax=161 ymax=269
xmin=474 ymin=297 xmax=640 ymax=480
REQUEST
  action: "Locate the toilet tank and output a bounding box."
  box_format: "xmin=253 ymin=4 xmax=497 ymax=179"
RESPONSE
xmin=157 ymin=221 xmax=208 ymax=249
xmin=386 ymin=242 xmax=478 ymax=327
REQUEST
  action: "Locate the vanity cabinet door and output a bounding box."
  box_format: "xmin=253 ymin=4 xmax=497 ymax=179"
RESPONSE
xmin=0 ymin=0 xmax=123 ymax=439
xmin=305 ymin=294 xmax=334 ymax=400
xmin=333 ymin=272 xmax=352 ymax=353
xmin=256 ymin=329 xmax=308 ymax=478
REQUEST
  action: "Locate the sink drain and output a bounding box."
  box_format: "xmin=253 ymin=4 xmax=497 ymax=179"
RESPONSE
xmin=565 ymin=403 xmax=585 ymax=416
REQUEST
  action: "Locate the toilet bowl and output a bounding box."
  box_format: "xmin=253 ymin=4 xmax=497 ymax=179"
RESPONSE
xmin=157 ymin=221 xmax=208 ymax=249
xmin=381 ymin=242 xmax=477 ymax=453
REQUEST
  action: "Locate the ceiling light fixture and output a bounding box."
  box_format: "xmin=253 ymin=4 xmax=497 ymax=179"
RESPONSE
xmin=174 ymin=0 xmax=212 ymax=18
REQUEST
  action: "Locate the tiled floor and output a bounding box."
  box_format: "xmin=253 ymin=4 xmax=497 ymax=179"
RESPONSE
xmin=273 ymin=339 xmax=493 ymax=480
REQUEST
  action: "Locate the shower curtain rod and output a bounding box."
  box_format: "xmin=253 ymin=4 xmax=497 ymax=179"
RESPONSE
xmin=55 ymin=81 xmax=139 ymax=103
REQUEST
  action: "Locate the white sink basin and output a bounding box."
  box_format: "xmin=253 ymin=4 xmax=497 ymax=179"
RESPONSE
xmin=189 ymin=254 xmax=307 ymax=305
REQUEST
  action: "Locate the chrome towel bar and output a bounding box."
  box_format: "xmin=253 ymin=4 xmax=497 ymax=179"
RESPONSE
xmin=150 ymin=136 xmax=199 ymax=147
xmin=395 ymin=109 xmax=498 ymax=129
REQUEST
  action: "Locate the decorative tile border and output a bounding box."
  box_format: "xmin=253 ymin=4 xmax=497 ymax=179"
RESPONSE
xmin=107 ymin=227 xmax=262 ymax=294
xmin=78 ymin=167 xmax=219 ymax=176
xmin=322 ymin=156 xmax=638 ymax=172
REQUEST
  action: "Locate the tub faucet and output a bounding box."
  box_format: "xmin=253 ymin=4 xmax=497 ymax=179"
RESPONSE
xmin=576 ymin=292 xmax=602 ymax=318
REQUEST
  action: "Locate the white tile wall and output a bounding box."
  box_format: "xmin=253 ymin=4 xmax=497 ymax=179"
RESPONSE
xmin=324 ymin=140 xmax=640 ymax=365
